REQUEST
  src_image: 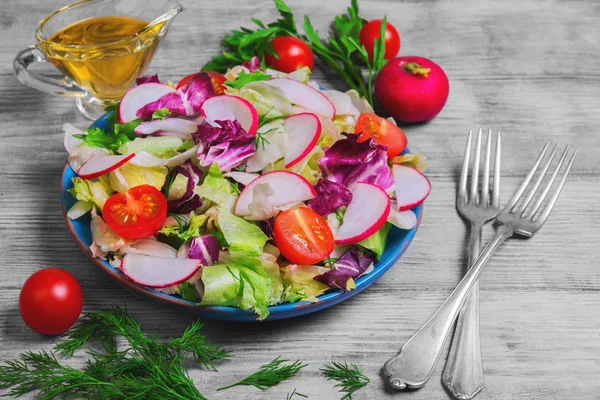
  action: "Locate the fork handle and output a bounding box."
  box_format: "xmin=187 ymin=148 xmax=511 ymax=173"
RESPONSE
xmin=384 ymin=225 xmax=513 ymax=390
xmin=442 ymin=222 xmax=485 ymax=399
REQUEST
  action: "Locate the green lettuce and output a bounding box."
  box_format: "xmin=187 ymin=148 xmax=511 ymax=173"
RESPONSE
xmin=68 ymin=176 xmax=113 ymax=209
xmin=217 ymin=209 xmax=268 ymax=267
xmin=109 ymin=163 xmax=168 ymax=193
xmin=357 ymin=222 xmax=391 ymax=260
xmin=281 ymin=264 xmax=330 ymax=303
xmin=195 ymin=164 xmax=239 ymax=212
xmin=118 ymin=136 xmax=183 ymax=158
xmin=263 ymin=145 xmax=323 ymax=185
xmin=228 ymin=81 xmax=293 ymax=118
xmin=159 ymin=214 xmax=207 ymax=243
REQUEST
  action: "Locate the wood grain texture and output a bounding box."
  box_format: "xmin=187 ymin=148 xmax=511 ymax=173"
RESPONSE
xmin=1 ymin=0 xmax=599 ymax=399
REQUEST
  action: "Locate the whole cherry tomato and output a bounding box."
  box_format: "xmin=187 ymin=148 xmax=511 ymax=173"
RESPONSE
xmin=264 ymin=36 xmax=314 ymax=73
xmin=359 ymin=19 xmax=401 ymax=61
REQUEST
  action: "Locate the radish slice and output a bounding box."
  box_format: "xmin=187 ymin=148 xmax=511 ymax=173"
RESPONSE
xmin=122 ymin=240 xmax=178 ymax=258
xmin=224 ymin=171 xmax=260 ymax=186
xmin=283 ymin=113 xmax=321 ymax=168
xmin=392 ymin=164 xmax=431 ymax=211
xmin=119 ymin=83 xmax=177 ymax=124
xmin=77 ymin=153 xmax=135 ymax=180
xmin=134 ymin=118 xmax=198 ymax=135
xmin=268 ymin=78 xmax=336 ymax=119
xmin=234 ymin=171 xmax=317 ymax=216
xmin=335 ymin=182 xmax=391 ymax=244
xmin=129 ymin=145 xmax=199 ymax=167
xmin=200 ymin=95 xmax=259 ymax=134
xmin=68 ymin=146 xmax=110 ymax=172
xmin=121 ymin=254 xmax=202 ymax=288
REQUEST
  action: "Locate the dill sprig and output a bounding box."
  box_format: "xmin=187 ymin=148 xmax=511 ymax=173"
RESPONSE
xmin=1 ymin=305 xmax=231 ymax=400
xmin=287 ymin=388 xmax=309 ymax=399
xmin=217 ymin=356 xmax=307 ymax=391
xmin=320 ymin=360 xmax=370 ymax=400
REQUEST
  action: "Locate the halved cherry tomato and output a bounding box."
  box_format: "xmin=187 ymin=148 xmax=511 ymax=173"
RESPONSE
xmin=102 ymin=185 xmax=167 ymax=240
xmin=354 ymin=113 xmax=407 ymax=158
xmin=176 ymin=71 xmax=227 ymax=95
xmin=359 ymin=19 xmax=401 ymax=61
xmin=264 ymin=36 xmax=314 ymax=73
xmin=273 ymin=207 xmax=334 ymax=265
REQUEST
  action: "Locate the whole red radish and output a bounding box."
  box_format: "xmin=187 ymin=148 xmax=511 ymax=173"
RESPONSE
xmin=19 ymin=268 xmax=83 ymax=335
xmin=375 ymin=56 xmax=449 ymax=123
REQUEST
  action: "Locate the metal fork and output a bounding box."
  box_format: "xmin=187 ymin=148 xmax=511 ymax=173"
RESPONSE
xmin=442 ymin=129 xmax=501 ymax=400
xmin=383 ymin=142 xmax=577 ymax=391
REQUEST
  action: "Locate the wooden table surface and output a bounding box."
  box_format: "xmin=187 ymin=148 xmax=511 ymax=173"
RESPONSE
xmin=1 ymin=0 xmax=599 ymax=399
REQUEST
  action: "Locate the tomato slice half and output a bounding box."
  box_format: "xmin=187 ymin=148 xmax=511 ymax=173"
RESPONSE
xmin=176 ymin=71 xmax=227 ymax=95
xmin=273 ymin=207 xmax=334 ymax=265
xmin=102 ymin=185 xmax=167 ymax=240
xmin=354 ymin=113 xmax=408 ymax=158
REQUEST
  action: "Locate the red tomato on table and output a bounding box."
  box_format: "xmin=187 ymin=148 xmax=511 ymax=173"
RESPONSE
xmin=274 ymin=207 xmax=334 ymax=265
xmin=359 ymin=19 xmax=401 ymax=61
xmin=354 ymin=113 xmax=407 ymax=158
xmin=102 ymin=185 xmax=167 ymax=240
xmin=19 ymin=268 xmax=83 ymax=335
xmin=264 ymin=36 xmax=314 ymax=73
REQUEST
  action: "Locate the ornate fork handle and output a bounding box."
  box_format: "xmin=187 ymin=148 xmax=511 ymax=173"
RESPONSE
xmin=383 ymin=225 xmax=513 ymax=390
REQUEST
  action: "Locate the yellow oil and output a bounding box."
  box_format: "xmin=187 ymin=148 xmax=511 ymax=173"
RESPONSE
xmin=43 ymin=16 xmax=162 ymax=101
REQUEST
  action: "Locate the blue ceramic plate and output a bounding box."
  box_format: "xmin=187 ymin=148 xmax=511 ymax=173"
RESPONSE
xmin=61 ymin=113 xmax=423 ymax=322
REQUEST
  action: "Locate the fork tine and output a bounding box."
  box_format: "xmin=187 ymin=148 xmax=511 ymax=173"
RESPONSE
xmin=470 ymin=128 xmax=482 ymax=203
xmin=536 ymin=149 xmax=576 ymax=224
xmin=517 ymin=143 xmax=559 ymax=215
xmin=481 ymin=129 xmax=492 ymax=206
xmin=458 ymin=130 xmax=472 ymax=201
xmin=492 ymin=131 xmax=501 ymax=209
xmin=528 ymin=146 xmax=571 ymax=218
xmin=503 ymin=142 xmax=550 ymax=213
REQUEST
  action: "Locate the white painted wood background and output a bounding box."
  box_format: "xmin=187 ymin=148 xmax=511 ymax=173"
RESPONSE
xmin=1 ymin=0 xmax=599 ymax=399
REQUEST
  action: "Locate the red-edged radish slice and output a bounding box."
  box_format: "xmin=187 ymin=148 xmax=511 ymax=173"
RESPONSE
xmin=68 ymin=146 xmax=110 ymax=172
xmin=200 ymin=95 xmax=259 ymax=134
xmin=77 ymin=153 xmax=135 ymax=179
xmin=119 ymin=83 xmax=177 ymax=124
xmin=283 ymin=113 xmax=321 ymax=168
xmin=234 ymin=171 xmax=317 ymax=216
xmin=392 ymin=164 xmax=431 ymax=211
xmin=335 ymin=182 xmax=391 ymax=244
xmin=121 ymin=254 xmax=201 ymax=288
xmin=268 ymin=78 xmax=336 ymax=119
xmin=134 ymin=118 xmax=198 ymax=135
xmin=122 ymin=239 xmax=178 ymax=258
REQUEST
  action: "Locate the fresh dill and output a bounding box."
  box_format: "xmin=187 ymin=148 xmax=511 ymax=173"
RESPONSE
xmin=217 ymin=356 xmax=307 ymax=391
xmin=286 ymin=388 xmax=309 ymax=399
xmin=320 ymin=360 xmax=370 ymax=400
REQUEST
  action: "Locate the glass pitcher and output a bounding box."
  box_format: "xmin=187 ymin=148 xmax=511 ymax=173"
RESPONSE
xmin=13 ymin=0 xmax=183 ymax=120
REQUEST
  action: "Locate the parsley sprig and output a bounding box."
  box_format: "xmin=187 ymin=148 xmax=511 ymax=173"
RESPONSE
xmin=321 ymin=360 xmax=370 ymax=400
xmin=217 ymin=356 xmax=307 ymax=391
xmin=0 ymin=306 xmax=230 ymax=399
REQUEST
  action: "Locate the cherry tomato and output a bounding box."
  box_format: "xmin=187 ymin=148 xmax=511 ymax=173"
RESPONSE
xmin=102 ymin=185 xmax=167 ymax=240
xmin=19 ymin=268 xmax=83 ymax=336
xmin=264 ymin=36 xmax=314 ymax=73
xmin=176 ymin=71 xmax=227 ymax=95
xmin=274 ymin=207 xmax=334 ymax=265
xmin=359 ymin=19 xmax=401 ymax=61
xmin=354 ymin=113 xmax=407 ymax=158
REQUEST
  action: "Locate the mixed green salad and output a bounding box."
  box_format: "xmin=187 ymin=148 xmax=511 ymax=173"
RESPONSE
xmin=64 ymin=59 xmax=429 ymax=319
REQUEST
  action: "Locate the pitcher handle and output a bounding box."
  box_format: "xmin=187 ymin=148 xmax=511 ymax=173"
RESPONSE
xmin=13 ymin=46 xmax=87 ymax=97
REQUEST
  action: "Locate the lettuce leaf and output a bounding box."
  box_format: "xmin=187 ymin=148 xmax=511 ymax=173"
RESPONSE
xmin=108 ymin=163 xmax=168 ymax=193
xmin=282 ymin=264 xmax=330 ymax=303
xmin=159 ymin=214 xmax=207 ymax=243
xmin=68 ymin=175 xmax=113 ymax=209
xmin=195 ymin=164 xmax=239 ymax=212
xmin=217 ymin=209 xmax=268 ymax=267
xmin=229 ymin=81 xmax=294 ymax=117
xmin=357 ymin=222 xmax=391 ymax=260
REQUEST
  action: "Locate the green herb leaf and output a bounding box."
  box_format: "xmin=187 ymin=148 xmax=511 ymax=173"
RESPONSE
xmin=287 ymin=388 xmax=309 ymax=399
xmin=180 ymin=282 xmax=198 ymax=302
xmin=159 ymin=214 xmax=207 ymax=243
xmin=217 ymin=356 xmax=307 ymax=391
xmin=225 ymin=70 xmax=272 ymax=89
xmin=151 ymin=108 xmax=172 ymax=120
xmin=321 ymin=360 xmax=370 ymax=400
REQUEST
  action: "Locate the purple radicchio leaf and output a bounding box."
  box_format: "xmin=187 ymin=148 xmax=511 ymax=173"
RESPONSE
xmin=136 ymin=92 xmax=187 ymax=120
xmin=318 ymin=134 xmax=394 ymax=193
xmin=177 ymin=72 xmax=216 ymax=115
xmin=193 ymin=119 xmax=255 ymax=171
xmin=313 ymin=247 xmax=376 ymax=290
xmin=136 ymin=74 xmax=160 ymax=85
xmin=307 ymin=179 xmax=353 ymax=216
xmin=258 ymin=217 xmax=275 ymax=239
xmin=242 ymin=56 xmax=261 ymax=72
xmin=164 ymin=161 xmax=203 ymax=213
xmin=188 ymin=235 xmax=220 ymax=265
